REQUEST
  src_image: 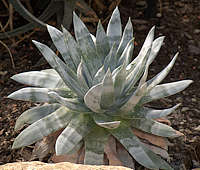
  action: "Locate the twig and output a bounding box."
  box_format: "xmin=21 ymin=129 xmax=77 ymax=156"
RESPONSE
xmin=0 ymin=40 xmax=15 ymax=69
xmin=2 ymin=0 xmax=9 ymax=9
xmin=9 ymin=3 xmax=14 ymax=30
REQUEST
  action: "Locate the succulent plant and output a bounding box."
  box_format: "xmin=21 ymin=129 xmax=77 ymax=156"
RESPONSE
xmin=8 ymin=7 xmax=192 ymax=170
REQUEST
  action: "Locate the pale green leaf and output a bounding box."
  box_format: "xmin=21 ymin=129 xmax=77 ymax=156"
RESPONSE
xmin=12 ymin=106 xmax=75 ymax=149
xmin=93 ymin=114 xmax=120 ymax=129
xmin=113 ymin=63 xmax=126 ymax=99
xmin=15 ymin=104 xmax=61 ymax=131
xmin=53 ymin=56 xmax=85 ymax=97
xmin=8 ymin=87 xmax=55 ymax=102
xmin=84 ymin=83 xmax=104 ymax=113
xmin=146 ymin=52 xmax=179 ymax=92
xmin=47 ymin=25 xmax=76 ymax=71
xmin=116 ymin=17 xmax=133 ymax=59
xmin=100 ymin=69 xmax=115 ymax=109
xmin=140 ymin=80 xmax=193 ymax=104
xmin=48 ymin=91 xmax=90 ymax=112
xmin=77 ymin=59 xmax=90 ymax=91
xmin=11 ymin=71 xmax=63 ymax=88
xmin=62 ymin=26 xmax=81 ymax=69
xmin=107 ymin=7 xmax=122 ymax=47
xmin=147 ymin=36 xmax=165 ymax=66
xmin=55 ymin=114 xmax=94 ymax=155
xmin=118 ymin=38 xmax=134 ymax=66
xmin=131 ymin=118 xmax=183 ymax=138
xmin=84 ymin=126 xmax=109 ymax=165
xmin=96 ymin=21 xmax=110 ymax=61
xmin=109 ymin=123 xmax=173 ymax=170
xmin=73 ymin=12 xmax=99 ymax=77
xmin=92 ymin=65 xmax=105 ymax=85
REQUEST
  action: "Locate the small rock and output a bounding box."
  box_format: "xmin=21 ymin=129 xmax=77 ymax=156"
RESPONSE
xmin=188 ymin=45 xmax=200 ymax=55
xmin=194 ymin=29 xmax=200 ymax=34
xmin=181 ymin=107 xmax=190 ymax=112
xmin=192 ymin=98 xmax=197 ymax=102
xmin=194 ymin=125 xmax=200 ymax=131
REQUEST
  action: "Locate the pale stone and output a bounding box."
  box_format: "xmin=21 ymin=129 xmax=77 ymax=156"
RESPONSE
xmin=0 ymin=161 xmax=132 ymax=170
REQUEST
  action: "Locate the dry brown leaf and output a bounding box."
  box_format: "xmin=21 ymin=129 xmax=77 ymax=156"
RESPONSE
xmin=132 ymin=128 xmax=169 ymax=150
xmin=104 ymin=136 xmax=123 ymax=166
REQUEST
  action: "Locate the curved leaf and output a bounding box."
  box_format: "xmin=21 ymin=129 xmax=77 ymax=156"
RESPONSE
xmin=15 ymin=103 xmax=61 ymax=131
xmin=84 ymin=127 xmax=109 ymax=165
xmin=47 ymin=25 xmax=76 ymax=71
xmin=131 ymin=118 xmax=183 ymax=138
xmin=140 ymin=80 xmax=193 ymax=104
xmin=12 ymin=106 xmax=75 ymax=149
xmin=8 ymin=87 xmax=55 ymax=102
xmin=93 ymin=114 xmax=120 ymax=129
xmin=109 ymin=123 xmax=173 ymax=170
xmin=146 ymin=52 xmax=179 ymax=92
xmin=100 ymin=69 xmax=115 ymax=109
xmin=84 ymin=83 xmax=104 ymax=113
xmin=48 ymin=91 xmax=90 ymax=112
xmin=116 ymin=17 xmax=133 ymax=59
xmin=11 ymin=71 xmax=63 ymax=88
xmin=55 ymin=114 xmax=94 ymax=155
xmin=92 ymin=65 xmax=105 ymax=85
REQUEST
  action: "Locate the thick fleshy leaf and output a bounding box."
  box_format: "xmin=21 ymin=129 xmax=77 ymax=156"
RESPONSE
xmin=96 ymin=21 xmax=110 ymax=61
xmin=126 ymin=26 xmax=155 ymax=73
xmin=100 ymin=69 xmax=115 ymax=109
xmin=47 ymin=25 xmax=76 ymax=71
xmin=15 ymin=104 xmax=61 ymax=131
xmin=120 ymin=83 xmax=147 ymax=112
xmin=124 ymin=104 xmax=180 ymax=119
xmin=84 ymin=127 xmax=109 ymax=165
xmin=118 ymin=38 xmax=134 ymax=67
xmin=116 ymin=17 xmax=133 ymax=59
xmin=113 ymin=63 xmax=126 ymax=99
xmin=48 ymin=92 xmax=90 ymax=112
xmin=146 ymin=52 xmax=179 ymax=92
xmin=93 ymin=114 xmax=120 ymax=129
xmin=140 ymin=80 xmax=193 ymax=104
xmin=124 ymin=48 xmax=150 ymax=94
xmin=12 ymin=106 xmax=75 ymax=149
xmin=62 ymin=26 xmax=81 ymax=69
xmin=73 ymin=12 xmax=98 ymax=77
xmin=11 ymin=71 xmax=63 ymax=88
xmin=136 ymin=26 xmax=155 ymax=62
xmin=32 ymin=40 xmax=83 ymax=96
xmin=131 ymin=118 xmax=183 ymax=138
xmin=8 ymin=87 xmax=55 ymax=102
xmin=147 ymin=36 xmax=165 ymax=66
xmin=107 ymin=7 xmax=122 ymax=47
xmin=84 ymin=83 xmax=104 ymax=113
xmin=77 ymin=60 xmax=90 ymax=91
xmin=92 ymin=66 xmax=105 ymax=85
xmin=104 ymin=43 xmax=117 ymax=72
xmin=109 ymin=123 xmax=173 ymax=170
xmin=53 ymin=56 xmax=85 ymax=97
xmin=32 ymin=40 xmax=58 ymax=68
xmin=55 ymin=114 xmax=94 ymax=155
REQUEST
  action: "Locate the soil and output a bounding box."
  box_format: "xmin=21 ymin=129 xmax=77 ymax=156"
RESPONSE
xmin=0 ymin=0 xmax=200 ymax=169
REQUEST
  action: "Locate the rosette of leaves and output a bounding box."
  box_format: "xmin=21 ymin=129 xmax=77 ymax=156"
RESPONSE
xmin=8 ymin=7 xmax=192 ymax=170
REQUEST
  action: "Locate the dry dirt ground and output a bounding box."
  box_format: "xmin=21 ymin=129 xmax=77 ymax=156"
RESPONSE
xmin=0 ymin=0 xmax=200 ymax=169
